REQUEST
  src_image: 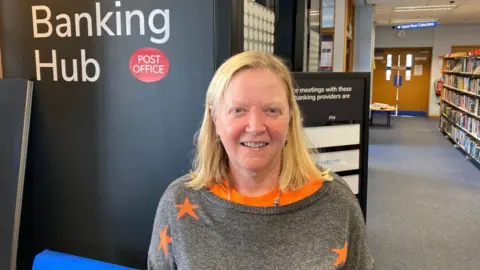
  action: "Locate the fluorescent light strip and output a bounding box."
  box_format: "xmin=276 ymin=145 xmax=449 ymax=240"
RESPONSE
xmin=394 ymin=7 xmax=454 ymax=12
xmin=391 ymin=18 xmax=437 ymax=24
xmin=394 ymin=4 xmax=455 ymax=12
xmin=396 ymin=5 xmax=455 ymax=9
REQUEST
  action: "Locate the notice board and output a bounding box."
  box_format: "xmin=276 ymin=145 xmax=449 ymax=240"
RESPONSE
xmin=292 ymin=72 xmax=370 ymax=219
xmin=293 ymin=72 xmax=367 ymax=126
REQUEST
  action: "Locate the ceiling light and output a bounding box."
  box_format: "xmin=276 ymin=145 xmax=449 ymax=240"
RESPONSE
xmin=394 ymin=8 xmax=453 ymax=12
xmin=394 ymin=5 xmax=455 ymax=12
xmin=391 ymin=18 xmax=438 ymax=24
xmin=396 ymin=5 xmax=455 ymax=9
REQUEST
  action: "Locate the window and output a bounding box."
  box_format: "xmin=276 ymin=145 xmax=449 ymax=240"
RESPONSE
xmin=386 ymin=54 xmax=392 ymax=80
xmin=406 ymin=54 xmax=412 ymax=81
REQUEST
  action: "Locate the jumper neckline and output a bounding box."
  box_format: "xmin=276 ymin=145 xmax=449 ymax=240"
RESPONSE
xmin=200 ymin=180 xmax=332 ymax=215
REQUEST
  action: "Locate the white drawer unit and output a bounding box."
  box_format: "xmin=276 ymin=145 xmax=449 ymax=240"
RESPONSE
xmin=311 ymin=149 xmax=360 ymax=172
xmin=342 ymin=175 xmax=359 ymax=195
xmin=304 ymin=124 xmax=361 ymax=148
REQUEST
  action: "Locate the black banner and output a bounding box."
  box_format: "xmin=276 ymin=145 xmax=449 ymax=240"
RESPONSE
xmin=1 ymin=0 xmax=217 ymax=268
xmin=292 ymin=72 xmax=369 ymax=126
xmin=0 ymin=79 xmax=33 ymax=270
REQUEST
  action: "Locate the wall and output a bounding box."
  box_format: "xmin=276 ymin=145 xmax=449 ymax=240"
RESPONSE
xmin=375 ymin=26 xmax=434 ymax=48
xmin=333 ymin=0 xmax=346 ymax=71
xmin=375 ymin=24 xmax=480 ymax=116
xmin=353 ymin=4 xmax=374 ymax=105
xmin=354 ymin=6 xmax=374 ymax=72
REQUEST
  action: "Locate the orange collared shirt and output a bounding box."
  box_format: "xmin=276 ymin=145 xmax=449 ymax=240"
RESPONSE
xmin=209 ymin=179 xmax=323 ymax=207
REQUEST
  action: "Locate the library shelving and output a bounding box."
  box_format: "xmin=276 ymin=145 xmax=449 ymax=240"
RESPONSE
xmin=440 ymin=51 xmax=480 ymax=165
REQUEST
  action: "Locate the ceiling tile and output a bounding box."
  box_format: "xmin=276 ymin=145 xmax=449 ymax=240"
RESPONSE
xmin=375 ymin=13 xmax=392 ymax=19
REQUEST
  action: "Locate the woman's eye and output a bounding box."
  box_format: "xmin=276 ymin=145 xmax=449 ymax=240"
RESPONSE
xmin=231 ymin=108 xmax=244 ymax=114
xmin=267 ymin=108 xmax=280 ymax=114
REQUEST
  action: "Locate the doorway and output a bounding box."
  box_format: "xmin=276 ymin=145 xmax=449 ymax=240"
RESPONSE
xmin=373 ymin=47 xmax=432 ymax=116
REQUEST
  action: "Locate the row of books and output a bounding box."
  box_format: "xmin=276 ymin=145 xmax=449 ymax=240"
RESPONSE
xmin=440 ymin=118 xmax=480 ymax=162
xmin=443 ymin=89 xmax=480 ymax=115
xmin=444 ymin=74 xmax=480 ymax=95
xmin=442 ymin=104 xmax=480 ymax=139
xmin=445 ymin=58 xmax=480 ymax=74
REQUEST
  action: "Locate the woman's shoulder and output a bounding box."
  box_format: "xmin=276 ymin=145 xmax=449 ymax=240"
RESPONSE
xmin=321 ymin=171 xmax=364 ymax=215
xmin=160 ymin=174 xmax=195 ymax=202
xmin=151 ymin=174 xmax=201 ymax=221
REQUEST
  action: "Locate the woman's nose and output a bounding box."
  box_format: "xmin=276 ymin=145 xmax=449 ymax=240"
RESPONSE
xmin=245 ymin=111 xmax=267 ymax=134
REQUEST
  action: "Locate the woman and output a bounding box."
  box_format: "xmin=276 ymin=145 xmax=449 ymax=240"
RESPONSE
xmin=147 ymin=51 xmax=375 ymax=269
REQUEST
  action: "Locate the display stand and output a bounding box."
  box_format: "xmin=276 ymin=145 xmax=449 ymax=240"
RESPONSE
xmin=439 ymin=51 xmax=480 ymax=167
xmin=0 ymin=79 xmax=33 ymax=270
xmin=292 ymin=72 xmax=370 ymax=220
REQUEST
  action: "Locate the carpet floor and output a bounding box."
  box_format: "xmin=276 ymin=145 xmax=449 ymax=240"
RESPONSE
xmin=366 ymin=116 xmax=480 ymax=270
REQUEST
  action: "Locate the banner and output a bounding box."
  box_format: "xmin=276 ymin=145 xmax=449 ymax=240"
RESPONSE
xmin=1 ymin=0 xmax=216 ymax=268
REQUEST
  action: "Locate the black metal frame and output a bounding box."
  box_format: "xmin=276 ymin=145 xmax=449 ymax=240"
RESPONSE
xmin=294 ymin=0 xmax=306 ymax=71
xmin=359 ymin=73 xmax=371 ymax=222
xmin=274 ymin=0 xmax=306 ymax=71
xmin=214 ymin=0 xmax=244 ymax=69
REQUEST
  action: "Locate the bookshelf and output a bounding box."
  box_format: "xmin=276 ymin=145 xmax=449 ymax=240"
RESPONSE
xmin=440 ymin=51 xmax=480 ymax=165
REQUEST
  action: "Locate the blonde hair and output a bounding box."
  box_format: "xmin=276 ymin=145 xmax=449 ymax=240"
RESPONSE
xmin=187 ymin=51 xmax=331 ymax=191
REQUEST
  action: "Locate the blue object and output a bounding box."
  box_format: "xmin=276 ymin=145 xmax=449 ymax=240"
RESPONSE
xmin=394 ymin=75 xmax=402 ymax=87
xmin=397 ymin=110 xmax=427 ymax=117
xmin=396 ymin=21 xmax=437 ymax=30
xmin=372 ymin=110 xmax=426 ymax=117
xmin=33 ymin=250 xmax=137 ymax=270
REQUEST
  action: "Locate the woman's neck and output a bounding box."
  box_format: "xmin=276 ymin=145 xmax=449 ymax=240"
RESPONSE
xmin=228 ymin=161 xmax=281 ymax=197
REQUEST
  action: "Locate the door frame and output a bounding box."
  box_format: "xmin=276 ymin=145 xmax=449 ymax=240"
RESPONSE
xmin=373 ymin=46 xmax=433 ymax=116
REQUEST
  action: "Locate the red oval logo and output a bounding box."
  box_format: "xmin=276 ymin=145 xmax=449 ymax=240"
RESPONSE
xmin=129 ymin=48 xmax=170 ymax=83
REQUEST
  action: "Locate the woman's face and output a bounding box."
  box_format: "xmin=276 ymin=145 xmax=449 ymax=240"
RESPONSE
xmin=213 ymin=68 xmax=290 ymax=173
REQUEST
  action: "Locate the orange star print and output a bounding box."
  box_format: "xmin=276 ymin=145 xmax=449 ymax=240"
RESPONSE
xmin=175 ymin=197 xmax=199 ymax=220
xmin=332 ymin=241 xmax=348 ymax=267
xmin=158 ymin=225 xmax=172 ymax=260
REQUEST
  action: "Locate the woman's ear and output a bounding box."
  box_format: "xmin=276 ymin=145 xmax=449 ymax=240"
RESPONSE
xmin=209 ymin=105 xmax=216 ymax=124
